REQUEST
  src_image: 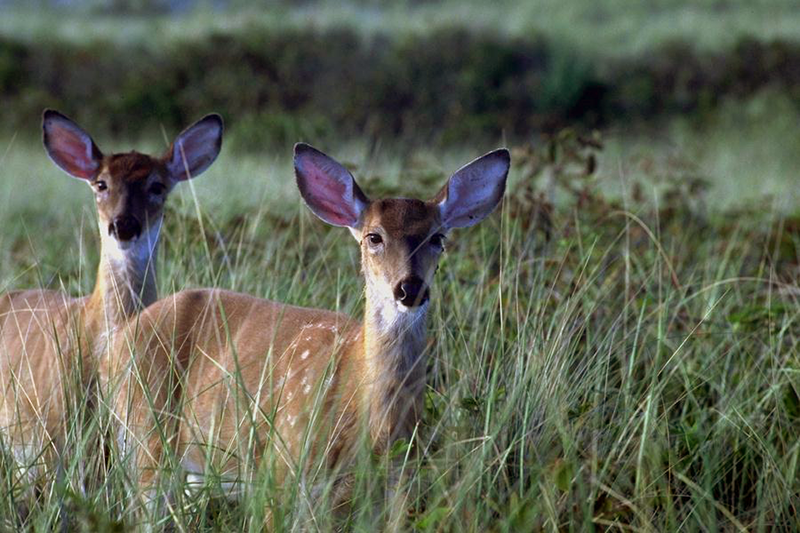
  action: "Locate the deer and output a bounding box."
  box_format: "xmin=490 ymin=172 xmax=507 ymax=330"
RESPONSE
xmin=106 ymin=143 xmax=509 ymax=526
xmin=0 ymin=109 xmax=223 ymax=490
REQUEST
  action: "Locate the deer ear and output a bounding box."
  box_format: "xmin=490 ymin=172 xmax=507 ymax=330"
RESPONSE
xmin=294 ymin=143 xmax=369 ymax=228
xmin=435 ymin=148 xmax=510 ymax=229
xmin=42 ymin=109 xmax=102 ymax=180
xmin=164 ymin=114 xmax=223 ymax=181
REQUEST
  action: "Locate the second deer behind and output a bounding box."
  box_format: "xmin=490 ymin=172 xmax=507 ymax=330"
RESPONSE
xmin=0 ymin=110 xmax=222 ymax=486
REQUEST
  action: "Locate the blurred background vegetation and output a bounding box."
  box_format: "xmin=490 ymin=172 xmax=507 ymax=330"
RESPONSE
xmin=1 ymin=0 xmax=798 ymax=211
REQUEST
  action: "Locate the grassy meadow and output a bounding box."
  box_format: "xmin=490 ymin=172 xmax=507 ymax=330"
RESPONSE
xmin=0 ymin=1 xmax=799 ymax=531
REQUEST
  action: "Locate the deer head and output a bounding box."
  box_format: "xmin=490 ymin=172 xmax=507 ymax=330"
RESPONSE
xmin=42 ymin=110 xmax=223 ymax=261
xmin=294 ymin=143 xmax=509 ymax=323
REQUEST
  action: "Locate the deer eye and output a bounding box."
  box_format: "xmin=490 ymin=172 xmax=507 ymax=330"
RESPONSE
xmin=429 ymin=233 xmax=445 ymax=248
xmin=95 ymin=180 xmax=107 ymax=192
xmin=149 ymin=182 xmax=166 ymax=195
xmin=366 ymin=233 xmax=383 ymax=245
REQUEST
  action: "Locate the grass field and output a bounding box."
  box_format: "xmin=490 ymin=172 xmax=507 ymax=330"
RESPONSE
xmin=0 ymin=1 xmax=798 ymax=530
xmin=0 ymin=100 xmax=798 ymax=530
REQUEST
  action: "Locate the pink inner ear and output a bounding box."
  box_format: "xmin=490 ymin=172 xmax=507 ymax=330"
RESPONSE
xmin=169 ymin=125 xmax=220 ymax=180
xmin=47 ymin=122 xmax=98 ymax=179
xmin=440 ymin=149 xmax=509 ymax=228
xmin=298 ymin=158 xmax=360 ymax=227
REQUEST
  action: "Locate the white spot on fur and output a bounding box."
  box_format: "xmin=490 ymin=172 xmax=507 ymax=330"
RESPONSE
xmin=300 ymin=349 xmax=310 ymax=360
xmin=182 ymin=458 xmax=244 ymax=499
xmin=185 ymin=473 xmax=204 ymax=493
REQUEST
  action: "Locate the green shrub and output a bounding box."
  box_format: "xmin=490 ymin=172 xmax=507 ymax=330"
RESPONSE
xmin=0 ymin=32 xmax=798 ymax=148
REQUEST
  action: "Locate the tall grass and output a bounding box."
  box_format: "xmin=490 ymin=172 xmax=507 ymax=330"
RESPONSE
xmin=0 ymin=126 xmax=797 ymax=530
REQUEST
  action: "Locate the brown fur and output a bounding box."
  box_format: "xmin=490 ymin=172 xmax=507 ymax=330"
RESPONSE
xmin=107 ymin=143 xmax=509 ymax=525
xmin=0 ymin=110 xmax=222 ymax=495
xmin=0 ymin=152 xmax=168 ymax=470
xmin=106 ymin=197 xmax=445 ymax=503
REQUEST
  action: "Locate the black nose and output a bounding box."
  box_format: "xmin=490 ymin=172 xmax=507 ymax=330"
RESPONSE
xmin=108 ymin=216 xmax=142 ymax=241
xmin=393 ymin=277 xmax=430 ymax=307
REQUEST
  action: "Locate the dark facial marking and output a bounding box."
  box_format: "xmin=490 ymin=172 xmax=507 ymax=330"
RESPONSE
xmin=393 ymin=276 xmax=430 ymax=307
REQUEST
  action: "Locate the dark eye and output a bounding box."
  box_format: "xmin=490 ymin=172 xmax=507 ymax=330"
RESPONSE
xmin=429 ymin=233 xmax=445 ymax=248
xmin=95 ymin=180 xmax=107 ymax=192
xmin=367 ymin=233 xmax=383 ymax=245
xmin=149 ymin=183 xmax=166 ymax=195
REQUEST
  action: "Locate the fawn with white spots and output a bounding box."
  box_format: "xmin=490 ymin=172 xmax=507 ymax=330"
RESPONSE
xmin=0 ymin=110 xmax=222 ymax=485
xmin=105 ymin=143 xmax=509 ymax=524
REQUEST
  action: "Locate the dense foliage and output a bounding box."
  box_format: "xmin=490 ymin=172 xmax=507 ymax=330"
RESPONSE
xmin=1 ymin=29 xmax=798 ymax=148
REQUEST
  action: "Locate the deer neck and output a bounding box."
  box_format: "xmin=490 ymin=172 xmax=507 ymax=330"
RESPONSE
xmin=86 ymin=219 xmax=161 ymax=334
xmin=359 ymin=279 xmax=430 ymax=449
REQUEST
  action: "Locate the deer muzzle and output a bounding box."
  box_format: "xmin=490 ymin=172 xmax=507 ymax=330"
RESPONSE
xmin=108 ymin=216 xmax=142 ymax=242
xmin=393 ymin=276 xmax=430 ymax=308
